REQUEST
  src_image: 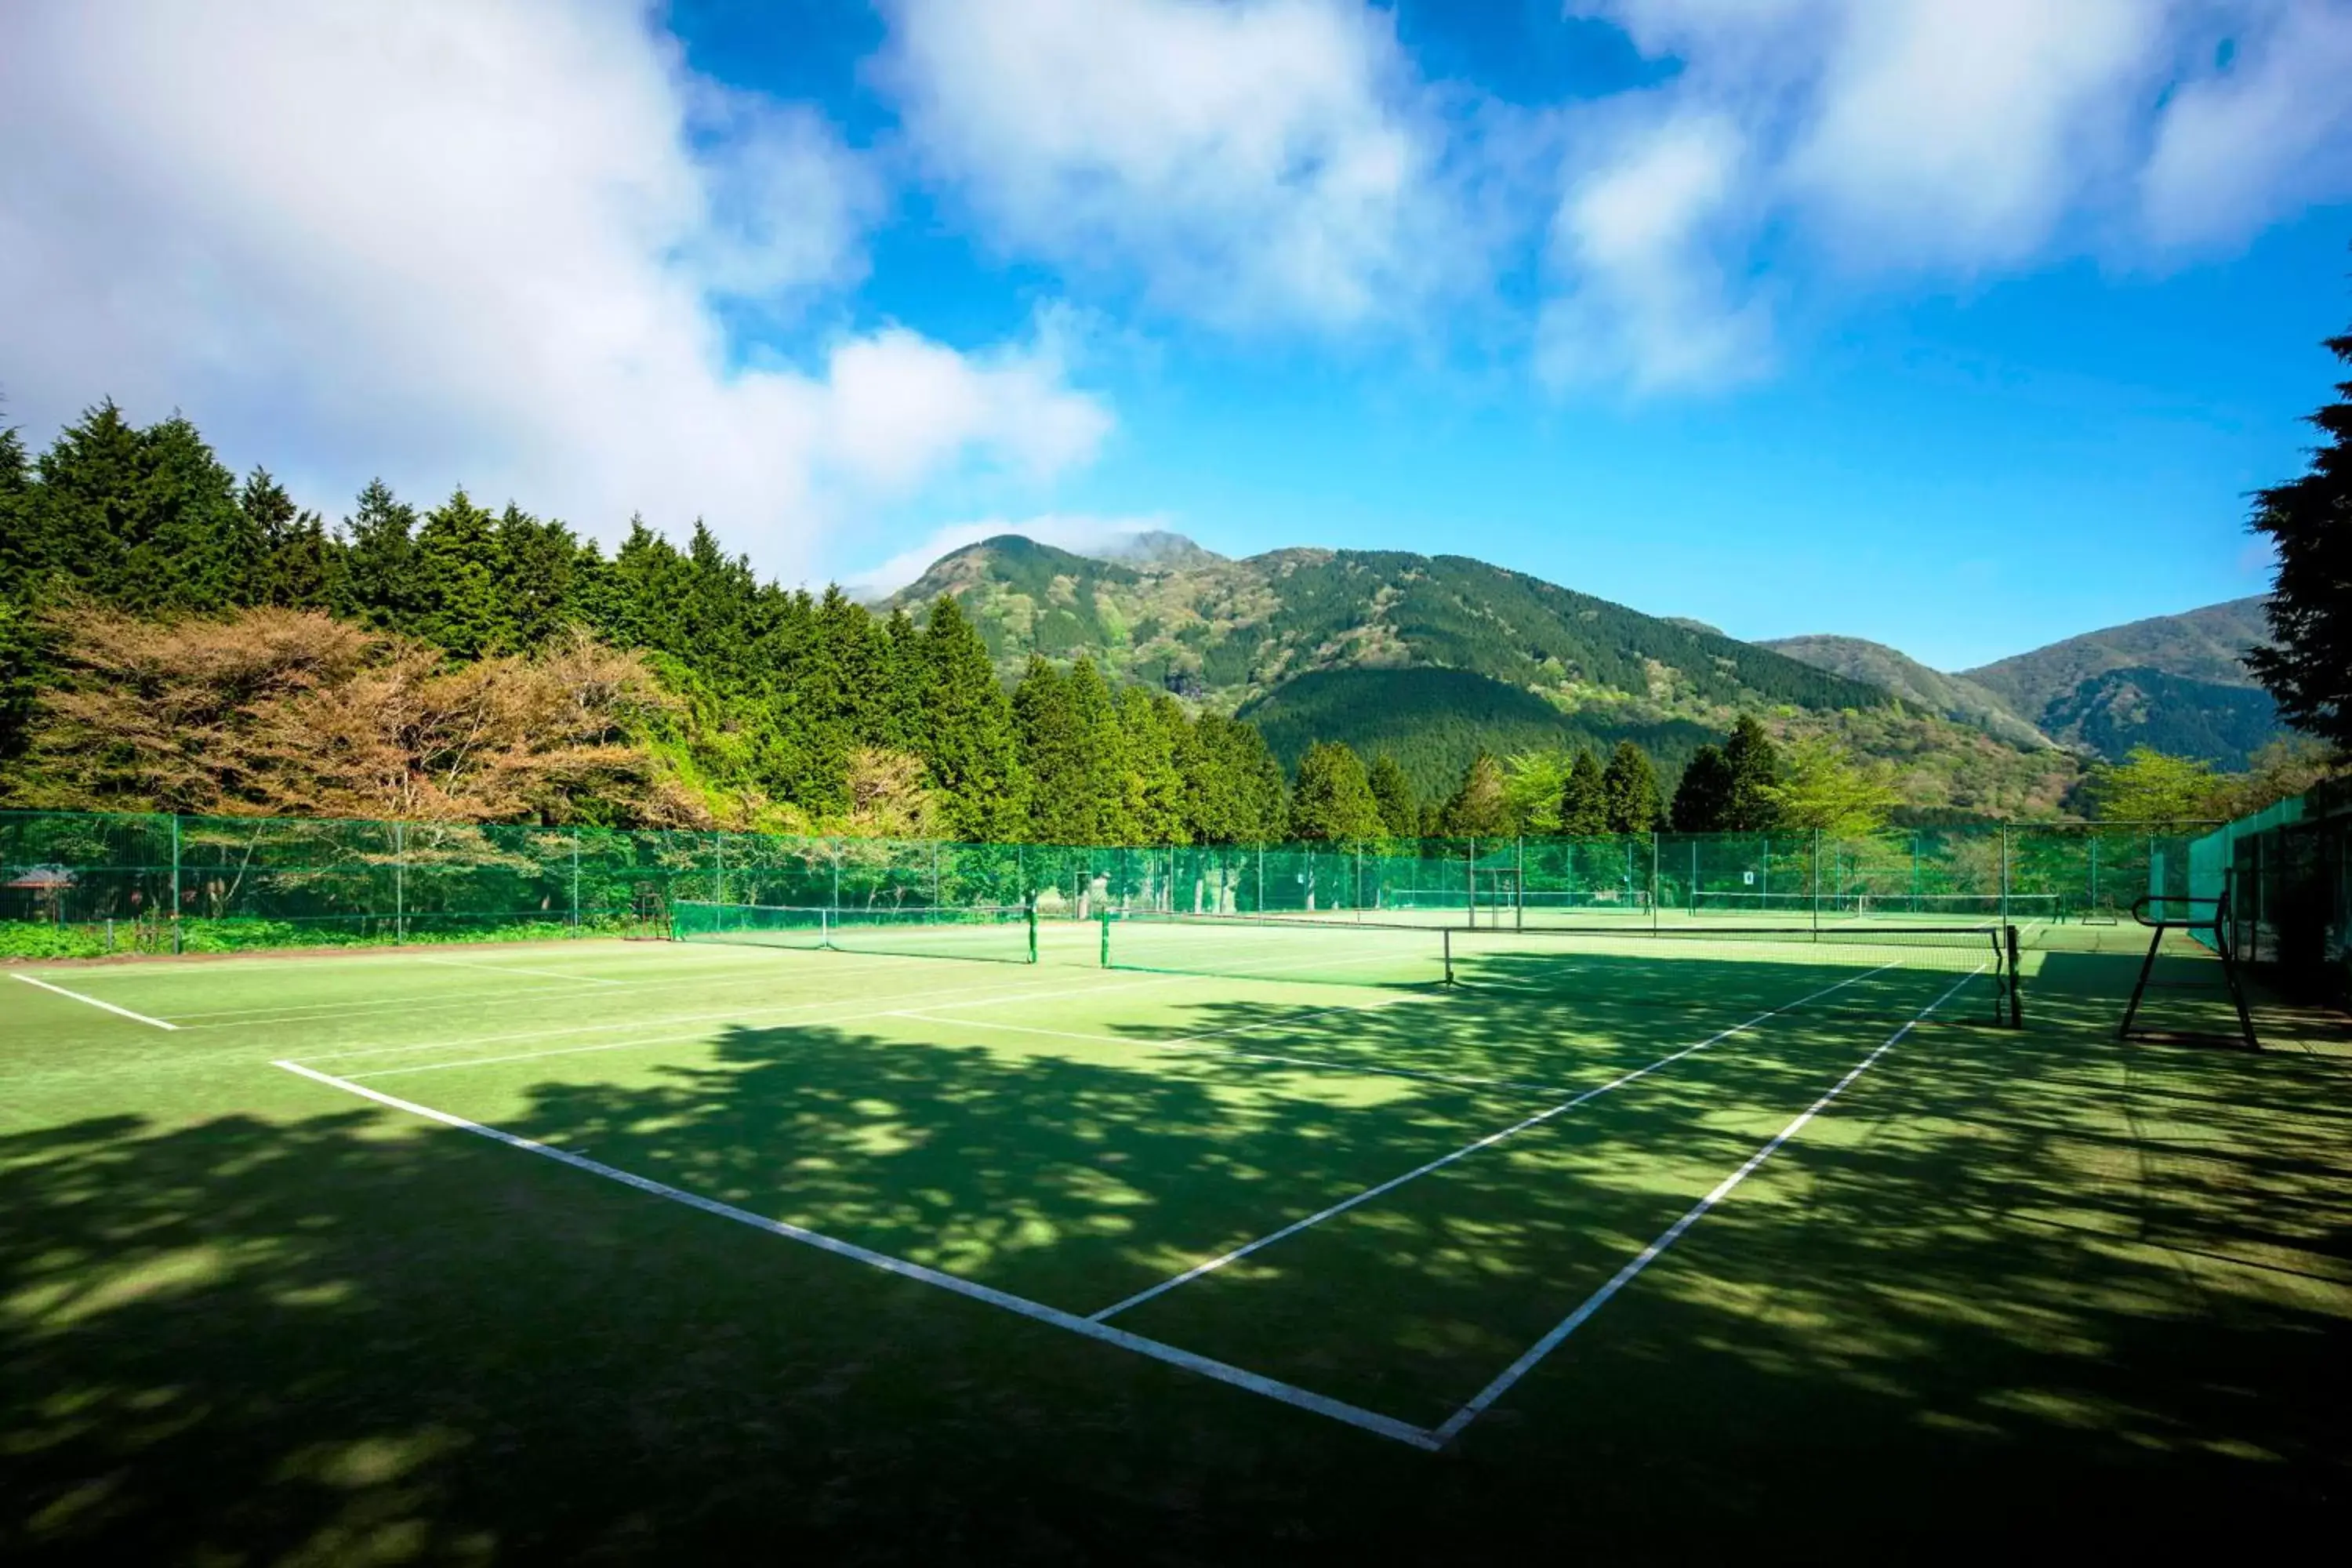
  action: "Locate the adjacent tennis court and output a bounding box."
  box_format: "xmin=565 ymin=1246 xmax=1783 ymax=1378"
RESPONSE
xmin=5 ymin=909 xmax=2347 ymax=1553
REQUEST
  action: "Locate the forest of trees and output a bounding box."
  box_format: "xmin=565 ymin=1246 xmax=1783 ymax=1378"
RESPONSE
xmin=5 ymin=398 xmax=2314 ymax=846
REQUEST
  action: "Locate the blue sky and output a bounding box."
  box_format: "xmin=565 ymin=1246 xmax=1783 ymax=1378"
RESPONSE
xmin=5 ymin=2 xmax=2350 ymax=670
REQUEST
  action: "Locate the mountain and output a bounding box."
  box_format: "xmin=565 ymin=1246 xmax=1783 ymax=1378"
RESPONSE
xmin=891 ymin=535 xmax=1891 ymax=716
xmin=1759 ymin=634 xmax=2052 ymax=750
xmin=891 ymin=535 xmax=2081 ymax=817
xmin=1961 ymin=596 xmax=2272 ymax=714
xmin=1957 ymin=597 xmax=2282 ymax=764
xmin=2036 ymin=666 xmax=2282 ymax=769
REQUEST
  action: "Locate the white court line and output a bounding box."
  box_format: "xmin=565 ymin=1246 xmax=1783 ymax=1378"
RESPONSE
xmin=421 ymin=957 xmax=626 ymax=986
xmin=12 ymin=972 xmax=180 ymax=1030
xmin=1429 ymin=965 xmax=1984 ymax=1447
xmin=272 ymin=1058 xmax=1439 ymax=1451
xmin=1087 ymin=964 xmax=1900 ymax=1324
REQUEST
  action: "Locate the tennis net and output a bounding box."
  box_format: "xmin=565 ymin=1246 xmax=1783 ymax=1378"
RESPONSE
xmin=671 ymin=901 xmax=1037 ymax=964
xmin=1100 ymin=909 xmax=2020 ymax=1024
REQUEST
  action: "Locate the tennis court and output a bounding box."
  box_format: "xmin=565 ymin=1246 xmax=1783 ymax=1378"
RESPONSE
xmin=5 ymin=908 xmax=2348 ymax=1554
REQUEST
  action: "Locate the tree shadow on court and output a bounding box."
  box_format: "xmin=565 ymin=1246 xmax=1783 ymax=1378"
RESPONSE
xmin=4 ymin=959 xmax=2350 ymax=1562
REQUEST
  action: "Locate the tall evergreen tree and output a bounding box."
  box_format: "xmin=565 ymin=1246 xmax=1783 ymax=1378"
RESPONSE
xmin=123 ymin=414 xmax=260 ymax=613
xmin=1723 ymin=716 xmax=1783 ymax=831
xmin=408 ymin=488 xmax=506 ymax=657
xmin=495 ymin=504 xmax=580 ymax=649
xmin=0 ymin=421 xmax=42 ymax=586
xmin=1367 ymin=753 xmax=1416 ymax=839
xmin=241 ymin=468 xmax=338 ymax=609
xmin=877 ymin=608 xmax=925 ymax=753
xmin=1288 ymin=741 xmax=1385 ymax=840
xmin=339 ymin=479 xmax=419 ymax=631
xmin=1014 ymin=655 xmax=1087 ymax=842
xmin=2245 ymin=314 xmax=2352 ymax=753
xmin=1119 ymin=688 xmax=1191 ymax=846
xmin=1670 ymin=743 xmax=1734 ymax=831
xmin=918 ymin=597 xmax=1025 ymax=840
xmin=1601 ymin=741 xmax=1661 ymax=833
xmin=1063 ymin=657 xmax=1127 ymax=843
xmin=1180 ymin=712 xmax=1287 ymax=844
xmin=1559 ymin=750 xmax=1608 ymax=836
xmin=1442 ymin=751 xmax=1511 ymax=837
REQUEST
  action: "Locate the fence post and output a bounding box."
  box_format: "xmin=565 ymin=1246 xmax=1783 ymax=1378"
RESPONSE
xmin=570 ymin=833 xmax=581 ymax=931
xmin=1256 ymin=843 xmax=1264 ymax=913
xmin=169 ymin=812 xmax=183 ymax=955
xmin=1651 ymin=832 xmax=1661 ymax=933
xmin=714 ymin=830 xmax=726 ymax=906
xmin=394 ymin=819 xmax=405 ymax=945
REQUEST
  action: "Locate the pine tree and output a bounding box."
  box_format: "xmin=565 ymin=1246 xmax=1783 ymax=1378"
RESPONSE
xmin=919 ymin=597 xmax=1025 ymax=840
xmin=241 ymin=468 xmax=337 ymax=609
xmin=1014 ymin=655 xmax=1087 ymax=842
xmin=1559 ymin=750 xmax=1608 ymax=836
xmin=0 ymin=422 xmax=42 ymax=586
xmin=1601 ymin=741 xmax=1661 ymax=833
xmin=1063 ymin=657 xmax=1126 ymax=843
xmin=1368 ymin=753 xmax=1417 ymax=839
xmin=124 ymin=414 xmax=261 ymax=613
xmin=409 ymin=488 xmax=507 ymax=657
xmin=1723 ymin=716 xmax=1782 ymax=831
xmin=1670 ymin=743 xmax=1734 ymax=831
xmin=1181 ymin=712 xmax=1287 ymax=844
xmin=2245 ymin=315 xmax=2352 ymax=753
xmin=1289 ymin=740 xmax=1385 ymax=840
xmin=878 ymin=608 xmax=925 ymax=753
xmin=1442 ymin=751 xmax=1511 ymax=837
xmin=1120 ymin=688 xmax=1191 ymax=846
xmin=495 ymin=505 xmax=580 ymax=649
xmin=339 ymin=479 xmax=419 ymax=631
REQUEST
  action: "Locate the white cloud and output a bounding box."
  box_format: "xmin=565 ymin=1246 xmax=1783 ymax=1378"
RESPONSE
xmin=877 ymin=0 xmax=1487 ymax=332
xmin=844 ymin=514 xmax=1171 ymax=601
xmin=1540 ymin=0 xmax=2352 ymax=387
xmin=1537 ymin=111 xmax=1770 ymax=392
xmin=0 ymin=0 xmax=1110 ymax=579
xmin=2142 ymin=0 xmax=2352 ymax=249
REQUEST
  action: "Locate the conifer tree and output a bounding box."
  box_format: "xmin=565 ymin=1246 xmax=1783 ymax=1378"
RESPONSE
xmin=1289 ymin=740 xmax=1385 ymax=840
xmin=1559 ymin=750 xmax=1608 ymax=835
xmin=1723 ymin=716 xmax=1783 ymax=831
xmin=918 ymin=596 xmax=1024 ymax=840
xmin=1670 ymin=743 xmax=1735 ymax=831
xmin=0 ymin=422 xmax=35 ymax=590
xmin=1014 ymin=655 xmax=1085 ymax=842
xmin=495 ymin=505 xmax=579 ymax=649
xmin=408 ymin=488 xmax=506 ymax=657
xmin=240 ymin=469 xmax=337 ymax=610
xmin=1367 ymin=753 xmax=1417 ymax=839
xmin=339 ymin=479 xmax=419 ymax=632
xmin=1181 ymin=712 xmax=1287 ymax=844
xmin=125 ymin=415 xmax=261 ymax=613
xmin=2245 ymin=314 xmax=2352 ymax=753
xmin=1063 ymin=657 xmax=1126 ymax=843
xmin=1601 ymin=741 xmax=1661 ymax=833
xmin=879 ymin=608 xmax=925 ymax=753
xmin=1119 ymin=688 xmax=1191 ymax=846
xmin=1442 ymin=751 xmax=1511 ymax=837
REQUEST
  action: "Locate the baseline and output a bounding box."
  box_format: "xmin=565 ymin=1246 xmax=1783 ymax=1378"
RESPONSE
xmin=272 ymin=1058 xmax=1439 ymax=1451
xmin=11 ymin=972 xmax=180 ymax=1031
xmin=1428 ymin=966 xmax=1984 ymax=1446
xmin=1087 ymin=963 xmax=1899 ymax=1323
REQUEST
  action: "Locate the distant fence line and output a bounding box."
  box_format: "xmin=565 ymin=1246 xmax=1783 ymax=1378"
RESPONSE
xmin=0 ymin=808 xmax=2216 ymax=957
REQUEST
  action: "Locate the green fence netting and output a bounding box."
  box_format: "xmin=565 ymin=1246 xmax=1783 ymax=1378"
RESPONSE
xmin=0 ymin=808 xmax=2212 ymax=960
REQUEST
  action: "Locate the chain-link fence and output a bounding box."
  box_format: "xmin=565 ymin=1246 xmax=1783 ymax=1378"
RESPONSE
xmin=0 ymin=808 xmax=2212 ymax=959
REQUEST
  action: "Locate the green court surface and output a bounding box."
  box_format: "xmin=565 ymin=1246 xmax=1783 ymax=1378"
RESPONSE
xmin=3 ymin=917 xmax=2348 ymax=1559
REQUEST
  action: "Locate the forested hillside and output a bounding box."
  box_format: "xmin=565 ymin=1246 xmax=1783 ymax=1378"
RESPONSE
xmin=0 ymin=403 xmax=1290 ymax=844
xmin=1760 ymin=635 xmax=2051 ymax=750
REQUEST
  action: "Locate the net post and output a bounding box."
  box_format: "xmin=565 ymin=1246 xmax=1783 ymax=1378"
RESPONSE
xmin=1443 ymin=924 xmax=1454 ymax=986
xmin=2000 ymin=826 xmax=2010 ymax=924
xmin=1098 ymin=907 xmax=1111 ymax=968
xmin=2006 ymin=924 xmax=2023 ymax=1028
xmin=1026 ymin=901 xmax=1038 ymax=964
